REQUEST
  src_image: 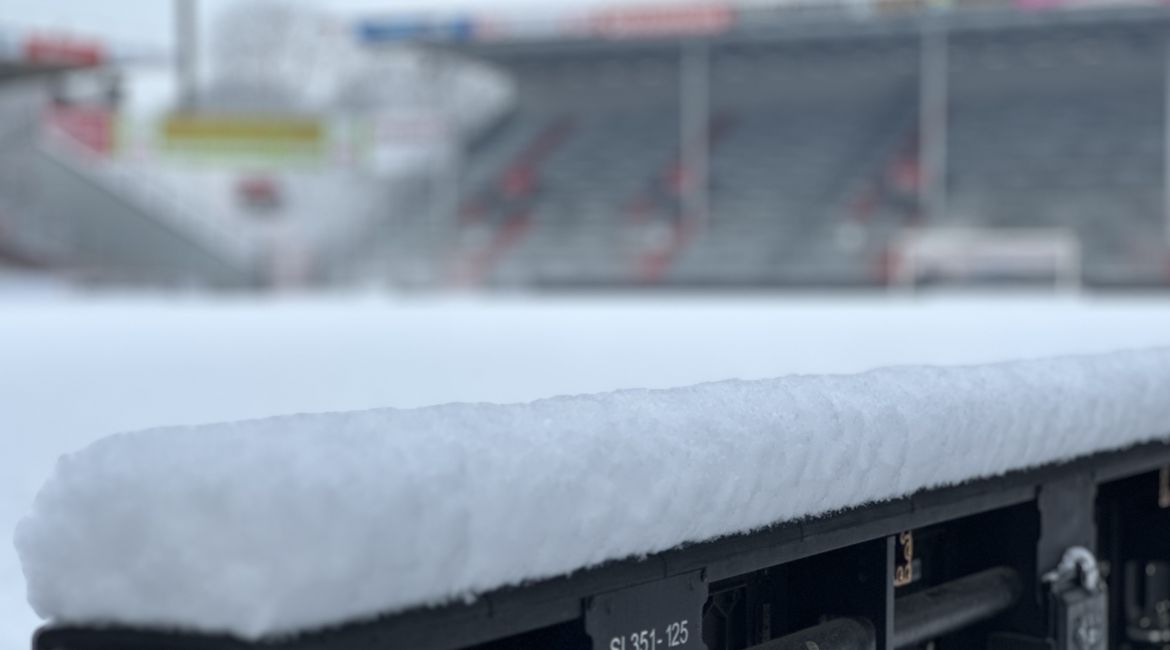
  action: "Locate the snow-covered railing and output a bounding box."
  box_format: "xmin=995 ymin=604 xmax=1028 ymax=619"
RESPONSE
xmin=38 ymin=124 xmax=258 ymax=271
xmin=17 ymin=348 xmax=1170 ymax=640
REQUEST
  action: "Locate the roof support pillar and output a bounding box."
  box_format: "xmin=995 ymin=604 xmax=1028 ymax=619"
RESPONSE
xmin=680 ymin=41 xmax=711 ymax=229
xmin=919 ymin=19 xmax=949 ymax=224
xmin=1162 ymin=31 xmax=1170 ymax=251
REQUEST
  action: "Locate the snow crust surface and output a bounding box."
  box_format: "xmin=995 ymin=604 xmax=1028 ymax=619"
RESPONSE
xmin=16 ymin=345 xmax=1170 ymax=639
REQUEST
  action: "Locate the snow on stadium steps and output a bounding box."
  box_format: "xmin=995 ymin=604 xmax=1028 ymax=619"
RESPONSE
xmin=16 ymin=348 xmax=1170 ymax=639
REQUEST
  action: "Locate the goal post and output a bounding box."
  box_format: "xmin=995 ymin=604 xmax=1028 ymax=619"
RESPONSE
xmin=889 ymin=227 xmax=1082 ymax=292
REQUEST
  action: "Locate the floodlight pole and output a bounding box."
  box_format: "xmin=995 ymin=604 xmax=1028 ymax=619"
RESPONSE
xmin=680 ymin=42 xmax=711 ymax=228
xmin=174 ymin=0 xmax=198 ymax=111
xmin=427 ymin=53 xmax=461 ymax=280
xmin=919 ymin=19 xmax=949 ymax=224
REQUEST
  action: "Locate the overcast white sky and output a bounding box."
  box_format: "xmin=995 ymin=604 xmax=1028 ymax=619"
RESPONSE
xmin=0 ymin=0 xmax=693 ymax=52
xmin=0 ymin=1 xmax=449 ymax=50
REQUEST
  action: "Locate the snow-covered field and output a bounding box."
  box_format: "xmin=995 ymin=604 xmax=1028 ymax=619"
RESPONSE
xmin=6 ymin=292 xmax=1170 ymax=647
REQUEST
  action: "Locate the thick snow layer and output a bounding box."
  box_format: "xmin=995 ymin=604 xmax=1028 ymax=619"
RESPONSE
xmin=15 ymin=341 xmax=1170 ymax=639
xmin=8 ymin=293 xmax=1170 ymax=647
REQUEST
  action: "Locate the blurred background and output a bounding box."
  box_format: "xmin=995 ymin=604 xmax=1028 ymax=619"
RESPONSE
xmin=3 ymin=0 xmax=1169 ymax=293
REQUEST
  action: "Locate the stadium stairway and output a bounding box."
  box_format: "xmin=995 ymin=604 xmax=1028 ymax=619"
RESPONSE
xmin=448 ymin=114 xmax=575 ymax=286
xmin=626 ymin=113 xmax=737 ymax=283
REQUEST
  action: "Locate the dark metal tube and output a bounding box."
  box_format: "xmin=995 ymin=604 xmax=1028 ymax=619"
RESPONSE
xmin=893 ymin=566 xmax=1023 ymax=648
xmin=745 ymin=566 xmax=1022 ymax=650
xmin=750 ymin=617 xmax=876 ymax=650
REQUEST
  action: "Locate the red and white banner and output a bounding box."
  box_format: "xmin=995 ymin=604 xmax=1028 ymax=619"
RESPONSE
xmin=22 ymin=34 xmax=105 ymax=66
xmin=1014 ymin=0 xmax=1160 ymax=9
xmin=589 ymin=3 xmax=734 ymax=38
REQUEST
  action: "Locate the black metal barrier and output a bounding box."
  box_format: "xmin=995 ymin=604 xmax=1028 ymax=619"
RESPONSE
xmin=33 ymin=440 xmax=1170 ymax=650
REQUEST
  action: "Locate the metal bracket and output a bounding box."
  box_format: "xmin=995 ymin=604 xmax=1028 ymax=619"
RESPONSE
xmin=1044 ymin=547 xmax=1107 ymax=650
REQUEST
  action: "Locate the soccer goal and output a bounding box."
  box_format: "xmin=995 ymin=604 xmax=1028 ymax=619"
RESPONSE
xmin=888 ymin=227 xmax=1082 ymax=292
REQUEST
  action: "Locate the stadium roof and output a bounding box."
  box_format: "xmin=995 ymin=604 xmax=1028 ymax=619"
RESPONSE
xmin=357 ymin=2 xmax=1170 ymax=61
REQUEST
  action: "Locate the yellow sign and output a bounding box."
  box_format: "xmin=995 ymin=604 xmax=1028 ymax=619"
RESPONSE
xmin=163 ymin=115 xmax=321 ymax=142
xmin=159 ymin=114 xmax=325 ymax=163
